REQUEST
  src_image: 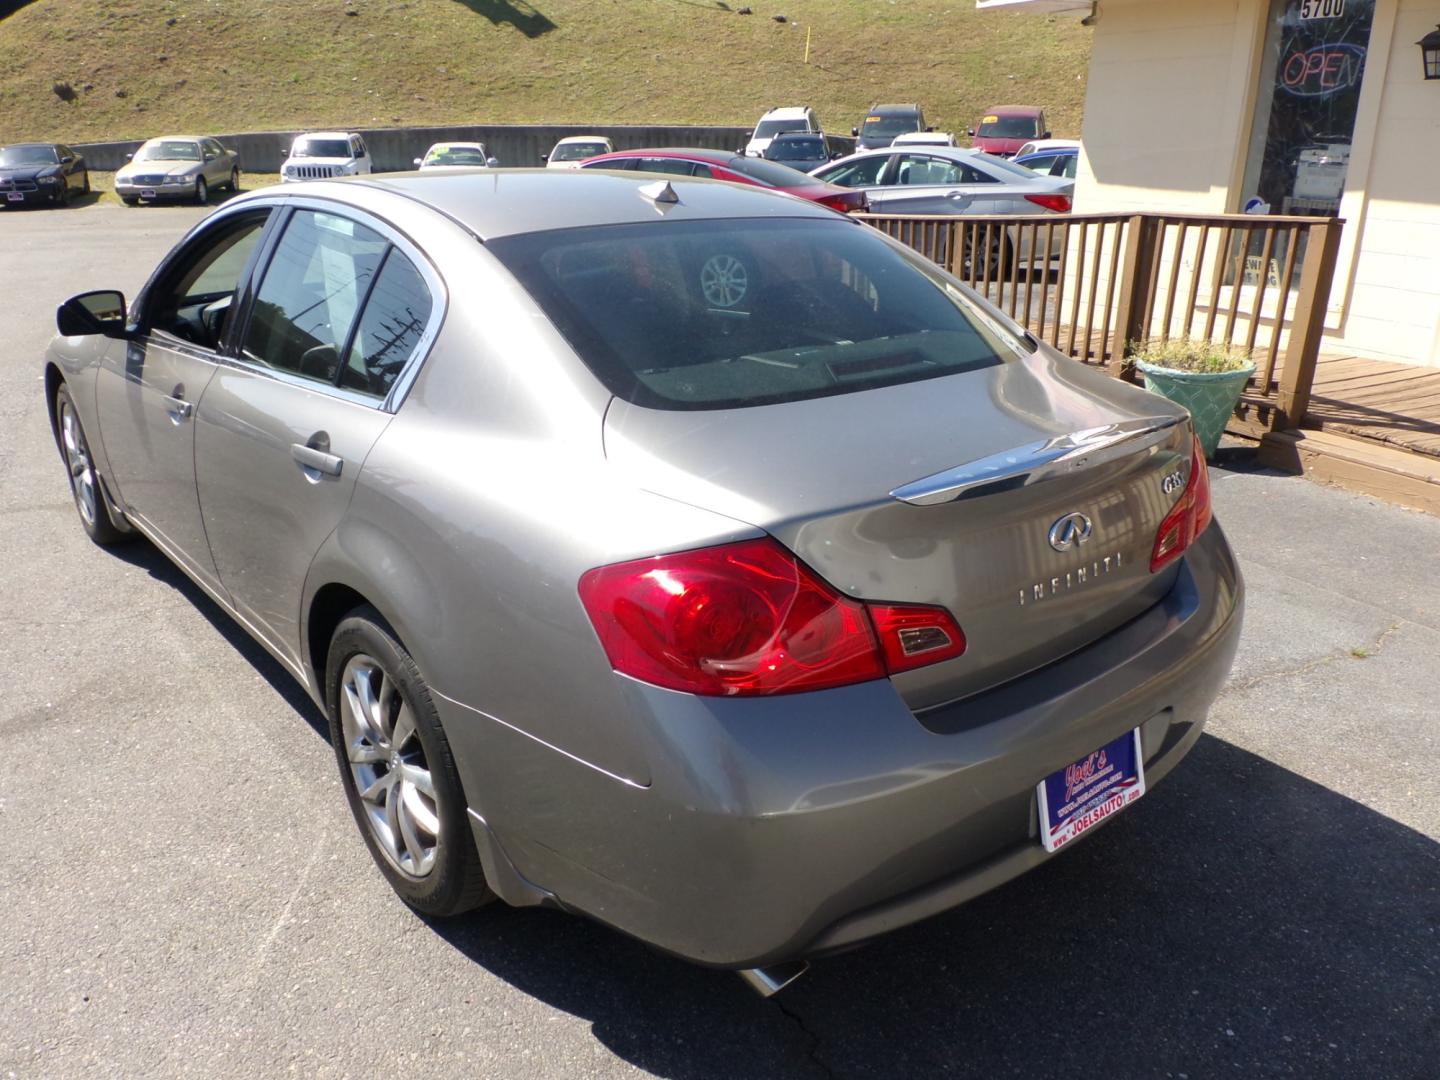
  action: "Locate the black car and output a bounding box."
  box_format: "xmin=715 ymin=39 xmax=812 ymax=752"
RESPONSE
xmin=851 ymin=104 xmax=926 ymax=151
xmin=762 ymin=132 xmax=833 ymax=173
xmin=0 ymin=142 xmax=89 ymax=208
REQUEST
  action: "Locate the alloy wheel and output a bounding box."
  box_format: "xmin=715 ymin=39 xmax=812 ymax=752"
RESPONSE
xmin=339 ymin=653 xmax=440 ymax=878
xmin=59 ymin=398 xmax=98 ymax=527
xmin=699 ymin=253 xmax=750 ymax=308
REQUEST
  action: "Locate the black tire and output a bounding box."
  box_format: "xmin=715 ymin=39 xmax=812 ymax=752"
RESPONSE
xmin=82 ymin=171 xmax=91 ymax=195
xmin=195 ymin=177 xmax=208 ymax=204
xmin=121 ymin=196 xmax=139 ymax=207
xmin=326 ymin=606 xmax=494 ymax=917
xmin=228 ymin=167 xmax=240 ymax=192
xmin=53 ymin=384 xmax=129 ymax=546
xmin=962 ymin=227 xmax=1013 ymax=281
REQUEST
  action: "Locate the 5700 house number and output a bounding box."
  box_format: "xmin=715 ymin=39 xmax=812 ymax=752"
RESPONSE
xmin=1299 ymin=0 xmax=1345 ymax=19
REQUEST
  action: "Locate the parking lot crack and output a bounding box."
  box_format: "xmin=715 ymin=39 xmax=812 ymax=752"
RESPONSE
xmin=1224 ymin=620 xmax=1404 ymax=694
xmin=774 ymin=999 xmax=839 ymax=1079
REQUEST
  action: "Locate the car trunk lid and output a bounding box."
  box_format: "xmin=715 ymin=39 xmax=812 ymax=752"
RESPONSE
xmin=603 ymin=350 xmax=1193 ymax=710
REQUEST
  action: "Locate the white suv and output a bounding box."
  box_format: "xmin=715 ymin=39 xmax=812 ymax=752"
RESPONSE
xmin=743 ymin=106 xmax=820 ymax=158
xmin=281 ymin=131 xmax=372 ymax=182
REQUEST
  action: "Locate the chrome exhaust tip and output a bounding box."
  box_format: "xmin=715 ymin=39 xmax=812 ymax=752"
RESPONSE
xmin=736 ymin=960 xmax=809 ymax=997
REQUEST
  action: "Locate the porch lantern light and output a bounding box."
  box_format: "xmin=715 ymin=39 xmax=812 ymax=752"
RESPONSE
xmin=1420 ymin=25 xmax=1440 ymax=80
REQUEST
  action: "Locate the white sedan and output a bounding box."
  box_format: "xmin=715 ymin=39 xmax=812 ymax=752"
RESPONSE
xmin=413 ymin=142 xmax=499 ymax=170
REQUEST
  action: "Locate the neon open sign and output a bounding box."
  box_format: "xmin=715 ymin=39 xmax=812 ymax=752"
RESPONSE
xmin=1281 ymin=42 xmax=1366 ymax=96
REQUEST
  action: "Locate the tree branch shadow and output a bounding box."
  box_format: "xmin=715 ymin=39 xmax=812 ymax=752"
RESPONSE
xmin=448 ymin=0 xmax=557 ymax=38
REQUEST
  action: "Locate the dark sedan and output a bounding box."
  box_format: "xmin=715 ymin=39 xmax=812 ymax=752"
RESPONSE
xmin=579 ymin=147 xmax=868 ymax=213
xmin=0 ymin=143 xmax=89 ymax=208
xmin=762 ymin=132 xmax=834 ymax=173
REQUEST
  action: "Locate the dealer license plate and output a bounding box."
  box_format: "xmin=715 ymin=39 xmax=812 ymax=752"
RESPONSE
xmin=1037 ymin=729 xmax=1146 ymax=853
xmin=6 ymin=192 xmax=22 ymax=202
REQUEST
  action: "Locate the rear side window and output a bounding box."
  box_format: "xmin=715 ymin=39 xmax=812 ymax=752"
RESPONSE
xmin=340 ymin=252 xmax=433 ymax=399
xmin=488 ymin=218 xmax=1025 ymax=411
xmin=241 ymin=210 xmax=387 ymax=384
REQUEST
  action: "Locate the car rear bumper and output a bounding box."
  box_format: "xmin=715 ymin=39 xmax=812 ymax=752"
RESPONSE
xmin=442 ymin=524 xmax=1243 ymax=968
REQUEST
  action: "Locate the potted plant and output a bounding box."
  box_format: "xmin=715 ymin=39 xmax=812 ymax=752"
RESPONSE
xmin=1130 ymin=339 xmax=1257 ymax=459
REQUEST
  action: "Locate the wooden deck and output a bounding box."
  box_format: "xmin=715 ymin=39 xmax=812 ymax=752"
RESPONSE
xmin=1302 ymin=353 xmax=1440 ymax=459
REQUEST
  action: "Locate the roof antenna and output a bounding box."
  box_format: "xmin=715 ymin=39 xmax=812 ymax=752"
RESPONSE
xmin=638 ymin=180 xmax=680 ymax=204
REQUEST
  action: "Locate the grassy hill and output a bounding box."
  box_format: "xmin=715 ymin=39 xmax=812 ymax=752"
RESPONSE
xmin=0 ymin=0 xmax=1090 ymax=145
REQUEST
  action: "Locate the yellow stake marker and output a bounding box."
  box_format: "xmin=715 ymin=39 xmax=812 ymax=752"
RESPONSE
xmin=805 ymin=25 xmax=812 ymax=64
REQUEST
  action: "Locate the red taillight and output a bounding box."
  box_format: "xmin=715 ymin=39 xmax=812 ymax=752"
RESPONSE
xmin=817 ymin=191 xmax=866 ymax=214
xmin=868 ymin=604 xmax=967 ymax=674
xmin=1024 ymin=193 xmax=1072 ymax=213
xmin=1150 ymin=434 xmax=1214 ymax=572
xmin=578 ymin=538 xmax=965 ymax=696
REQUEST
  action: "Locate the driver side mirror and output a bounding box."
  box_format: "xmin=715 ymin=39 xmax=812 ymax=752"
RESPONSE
xmin=487 ymin=157 xmax=499 ymax=168
xmin=1042 ymin=130 xmax=1052 ymax=139
xmin=57 ymin=290 xmax=129 ymax=338
xmin=850 ymin=127 xmax=859 ymax=137
xmin=61 ymin=155 xmax=75 ymax=164
xmin=124 ymin=152 xmax=134 ymax=162
xmin=413 ymin=158 xmax=423 ymax=168
xmin=540 ymin=153 xmax=549 ymax=161
xmin=967 ymin=129 xmax=975 ymax=137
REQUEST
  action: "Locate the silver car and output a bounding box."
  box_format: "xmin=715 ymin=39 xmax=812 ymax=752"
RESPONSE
xmin=45 ymin=170 xmax=1242 ymax=994
xmin=114 ymin=135 xmax=241 ymax=206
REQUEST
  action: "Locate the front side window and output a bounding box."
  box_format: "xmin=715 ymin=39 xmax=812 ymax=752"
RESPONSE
xmin=242 ymin=211 xmax=387 ymax=384
xmin=489 ymin=218 xmax=1025 ymax=411
xmin=814 ymin=155 xmax=889 ymax=188
xmin=147 ymin=211 xmax=271 ymax=349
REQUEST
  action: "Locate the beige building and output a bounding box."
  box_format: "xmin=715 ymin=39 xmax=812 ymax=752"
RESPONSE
xmin=979 ymin=0 xmax=1440 ymax=368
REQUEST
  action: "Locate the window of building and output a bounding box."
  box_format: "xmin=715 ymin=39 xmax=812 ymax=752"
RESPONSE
xmin=1240 ymin=0 xmax=1377 ymax=218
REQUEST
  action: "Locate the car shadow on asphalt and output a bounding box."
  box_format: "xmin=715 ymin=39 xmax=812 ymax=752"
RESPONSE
xmin=424 ymin=735 xmax=1440 ymax=1080
xmin=106 ymin=536 xmax=329 ymax=740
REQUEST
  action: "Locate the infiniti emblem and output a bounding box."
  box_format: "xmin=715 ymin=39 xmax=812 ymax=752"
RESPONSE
xmin=1048 ymin=512 xmax=1093 ymax=552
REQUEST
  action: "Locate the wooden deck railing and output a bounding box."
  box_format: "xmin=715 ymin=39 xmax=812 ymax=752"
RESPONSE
xmin=858 ymin=211 xmax=1344 ymax=432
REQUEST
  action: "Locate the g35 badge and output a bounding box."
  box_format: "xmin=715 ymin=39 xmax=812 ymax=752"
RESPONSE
xmin=1161 ymin=467 xmax=1185 ymax=495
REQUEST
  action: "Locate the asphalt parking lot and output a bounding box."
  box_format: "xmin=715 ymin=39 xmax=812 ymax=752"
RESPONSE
xmin=1 ymin=203 xmax=1437 ymax=1080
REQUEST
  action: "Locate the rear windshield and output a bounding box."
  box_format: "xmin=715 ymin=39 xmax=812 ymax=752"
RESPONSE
xmin=551 ymin=141 xmax=608 ymax=162
xmin=0 ymin=145 xmax=58 ymax=166
xmin=754 ymin=119 xmax=804 ymax=138
xmin=978 ymin=117 xmax=1041 ymax=139
xmin=488 ymin=218 xmax=1023 ymax=411
xmin=861 ymin=114 xmax=919 ymax=138
xmin=294 ymin=139 xmax=352 ymax=159
xmin=727 ymin=155 xmax=832 ymax=188
xmin=136 ymin=140 xmax=201 ymax=162
xmin=768 ymin=137 xmax=825 ymax=161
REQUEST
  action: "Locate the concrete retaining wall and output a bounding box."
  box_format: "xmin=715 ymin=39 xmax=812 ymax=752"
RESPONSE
xmin=72 ymin=123 xmax=853 ymax=173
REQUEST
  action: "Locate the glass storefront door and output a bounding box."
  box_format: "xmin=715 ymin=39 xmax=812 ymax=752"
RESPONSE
xmin=1241 ymin=0 xmax=1377 ymax=217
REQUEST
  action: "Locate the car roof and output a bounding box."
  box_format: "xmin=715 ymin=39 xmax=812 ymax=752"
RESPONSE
xmin=1017 ymin=147 xmax=1078 ymax=159
xmin=426 ymin=142 xmax=486 ymax=151
xmin=553 ymin=135 xmax=610 ymax=144
xmin=325 ymin=168 xmax=846 ymax=240
xmin=981 ymin=105 xmax=1045 ymax=117
xmin=295 ymin=131 xmax=358 ymax=140
xmin=143 ymin=135 xmax=206 ymax=143
xmin=761 ymin=106 xmax=810 ymax=117
xmin=867 ymin=104 xmax=920 ymax=114
xmin=593 ymin=147 xmax=737 ymax=163
xmin=1 ymin=141 xmax=60 ymax=150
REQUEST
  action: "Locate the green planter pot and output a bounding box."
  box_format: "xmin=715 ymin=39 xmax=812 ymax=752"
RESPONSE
xmin=1135 ymin=360 xmax=1256 ymax=459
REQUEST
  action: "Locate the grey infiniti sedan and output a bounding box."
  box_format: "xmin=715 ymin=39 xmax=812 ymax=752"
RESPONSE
xmin=45 ymin=169 xmax=1242 ymax=995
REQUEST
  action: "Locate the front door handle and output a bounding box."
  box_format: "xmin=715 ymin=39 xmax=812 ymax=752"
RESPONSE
xmin=162 ymin=393 xmax=193 ymax=420
xmin=291 ymin=442 xmax=343 ymax=478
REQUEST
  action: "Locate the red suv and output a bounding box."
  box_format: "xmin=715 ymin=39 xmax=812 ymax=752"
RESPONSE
xmin=968 ymin=106 xmax=1049 ymax=158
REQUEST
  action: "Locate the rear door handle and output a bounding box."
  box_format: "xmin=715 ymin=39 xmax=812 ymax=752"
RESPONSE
xmin=162 ymin=394 xmax=193 ymax=420
xmin=290 ymin=443 xmax=343 ymax=478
